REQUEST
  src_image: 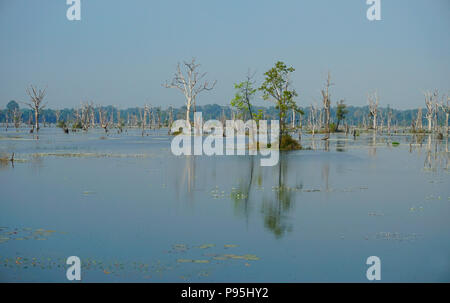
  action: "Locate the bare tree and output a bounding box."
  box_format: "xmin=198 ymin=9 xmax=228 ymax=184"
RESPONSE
xmin=168 ymin=106 xmax=174 ymax=128
xmin=24 ymin=85 xmax=47 ymax=132
xmin=416 ymin=108 xmax=422 ymax=131
xmin=55 ymin=109 xmax=61 ymax=123
xmin=321 ymin=72 xmax=333 ymax=133
xmin=440 ymin=95 xmax=449 ymax=136
xmin=81 ymin=102 xmax=94 ymax=131
xmin=368 ymin=92 xmax=379 ymax=130
xmin=98 ymin=107 xmax=109 ymax=133
xmin=424 ymin=90 xmax=437 ymax=132
xmin=116 ymin=107 xmax=123 ymax=133
xmin=13 ymin=108 xmax=21 ymax=130
xmin=387 ymin=108 xmax=393 ymax=135
xmin=5 ymin=111 xmax=8 ymax=131
xmin=308 ymin=104 xmax=318 ymax=137
xmin=163 ymin=58 xmax=216 ymax=125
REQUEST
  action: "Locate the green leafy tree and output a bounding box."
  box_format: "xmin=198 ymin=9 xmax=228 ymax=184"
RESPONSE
xmin=259 ymin=61 xmax=298 ymax=145
xmin=336 ymin=99 xmax=348 ymax=131
xmin=230 ymin=71 xmax=257 ymax=120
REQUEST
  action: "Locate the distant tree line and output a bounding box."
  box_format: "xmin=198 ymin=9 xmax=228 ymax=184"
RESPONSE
xmin=0 ymin=100 xmax=444 ymax=129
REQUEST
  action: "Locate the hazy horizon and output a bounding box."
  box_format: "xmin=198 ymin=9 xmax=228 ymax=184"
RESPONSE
xmin=0 ymin=0 xmax=449 ymax=110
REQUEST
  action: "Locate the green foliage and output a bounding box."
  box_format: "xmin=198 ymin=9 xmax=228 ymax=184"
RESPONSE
xmin=280 ymin=134 xmax=302 ymax=151
xmin=231 ymin=79 xmax=257 ymax=120
xmin=329 ymin=123 xmax=338 ymax=133
xmin=253 ymin=109 xmax=264 ymax=123
xmin=57 ymin=121 xmax=66 ymax=129
xmin=336 ymin=100 xmax=348 ymax=121
xmin=335 ymin=100 xmax=348 ymax=131
xmin=259 ymin=61 xmax=298 ymax=136
xmin=391 ymin=141 xmax=400 ymax=146
xmin=72 ymin=121 xmax=82 ymax=130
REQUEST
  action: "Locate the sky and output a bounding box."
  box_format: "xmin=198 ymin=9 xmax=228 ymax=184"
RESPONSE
xmin=0 ymin=0 xmax=449 ymax=110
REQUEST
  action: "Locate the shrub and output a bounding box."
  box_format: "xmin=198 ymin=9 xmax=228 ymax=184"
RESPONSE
xmin=280 ymin=134 xmax=302 ymax=150
xmin=72 ymin=121 xmax=82 ymax=130
xmin=57 ymin=121 xmax=66 ymax=128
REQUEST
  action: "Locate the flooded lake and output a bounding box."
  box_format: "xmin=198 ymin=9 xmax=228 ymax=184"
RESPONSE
xmin=0 ymin=128 xmax=449 ymax=282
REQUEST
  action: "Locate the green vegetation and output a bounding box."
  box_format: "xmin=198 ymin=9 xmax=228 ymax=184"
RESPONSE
xmin=335 ymin=100 xmax=348 ymax=131
xmin=259 ymin=61 xmax=298 ymax=145
xmin=56 ymin=121 xmax=66 ymax=128
xmin=230 ymin=72 xmax=257 ymax=121
xmin=72 ymin=121 xmax=82 ymax=130
xmin=280 ymin=134 xmax=302 ymax=151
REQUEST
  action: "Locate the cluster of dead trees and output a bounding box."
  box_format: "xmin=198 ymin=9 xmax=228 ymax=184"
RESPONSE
xmin=420 ymin=90 xmax=449 ymax=134
xmin=3 ymin=65 xmax=448 ymax=139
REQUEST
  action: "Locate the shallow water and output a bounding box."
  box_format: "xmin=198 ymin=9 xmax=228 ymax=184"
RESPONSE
xmin=0 ymin=127 xmax=449 ymax=282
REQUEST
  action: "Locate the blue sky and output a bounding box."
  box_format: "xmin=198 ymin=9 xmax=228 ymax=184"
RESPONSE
xmin=0 ymin=0 xmax=448 ymax=109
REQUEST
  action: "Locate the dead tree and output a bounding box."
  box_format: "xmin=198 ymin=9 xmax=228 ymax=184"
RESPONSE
xmin=98 ymin=107 xmax=109 ymax=133
xmin=440 ymin=95 xmax=449 ymax=136
xmin=163 ymin=58 xmax=216 ymax=125
xmin=5 ymin=112 xmax=9 ymax=131
xmin=116 ymin=108 xmax=122 ymax=133
xmin=81 ymin=102 xmax=94 ymax=131
xmin=416 ymin=108 xmax=422 ymax=131
xmin=308 ymin=104 xmax=318 ymax=137
xmin=321 ymin=72 xmax=333 ymax=133
xmin=168 ymin=106 xmax=174 ymax=128
xmin=424 ymin=90 xmax=437 ymax=132
xmin=13 ymin=108 xmax=21 ymax=129
xmin=55 ymin=109 xmax=61 ymax=123
xmin=387 ymin=108 xmax=393 ymax=135
xmin=368 ymin=92 xmax=379 ymax=130
xmin=24 ymin=85 xmax=47 ymax=132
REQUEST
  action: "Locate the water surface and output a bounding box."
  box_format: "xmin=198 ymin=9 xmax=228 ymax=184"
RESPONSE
xmin=0 ymin=128 xmax=449 ymax=282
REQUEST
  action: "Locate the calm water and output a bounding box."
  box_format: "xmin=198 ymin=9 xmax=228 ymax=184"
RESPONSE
xmin=0 ymin=127 xmax=449 ymax=282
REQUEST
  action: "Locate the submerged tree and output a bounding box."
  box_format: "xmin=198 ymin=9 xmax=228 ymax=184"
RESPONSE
xmin=230 ymin=70 xmax=257 ymax=120
xmin=440 ymin=95 xmax=449 ymax=135
xmin=321 ymin=72 xmax=333 ymax=133
xmin=335 ymin=99 xmax=348 ymax=131
xmin=98 ymin=107 xmax=109 ymax=133
xmin=80 ymin=102 xmax=94 ymax=131
xmin=424 ymin=90 xmax=437 ymax=132
xmin=259 ymin=61 xmax=298 ymax=145
xmin=24 ymin=85 xmax=47 ymax=132
xmin=368 ymin=92 xmax=379 ymax=130
xmin=163 ymin=58 xmax=216 ymax=125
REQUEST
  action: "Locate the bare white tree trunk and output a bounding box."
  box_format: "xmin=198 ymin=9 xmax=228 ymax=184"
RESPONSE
xmin=321 ymin=72 xmax=332 ymax=133
xmin=163 ymin=58 xmax=216 ymax=126
xmin=24 ymin=85 xmax=47 ymax=133
xmin=368 ymin=92 xmax=379 ymax=131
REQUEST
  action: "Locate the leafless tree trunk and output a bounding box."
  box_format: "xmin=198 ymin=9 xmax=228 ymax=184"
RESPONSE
xmin=368 ymin=92 xmax=379 ymax=130
xmin=168 ymin=106 xmax=174 ymax=128
xmin=387 ymin=109 xmax=392 ymax=135
xmin=309 ymin=104 xmax=318 ymax=137
xmin=5 ymin=112 xmax=8 ymax=131
xmin=116 ymin=108 xmax=122 ymax=133
xmin=416 ymin=108 xmax=422 ymax=130
xmin=13 ymin=108 xmax=21 ymax=129
xmin=163 ymin=58 xmax=216 ymax=125
xmin=24 ymin=85 xmax=47 ymax=132
xmin=55 ymin=109 xmax=61 ymax=123
xmin=81 ymin=102 xmax=94 ymax=131
xmin=424 ymin=90 xmax=437 ymax=132
xmin=321 ymin=72 xmax=332 ymax=133
xmin=98 ymin=107 xmax=109 ymax=133
xmin=291 ymin=108 xmax=296 ymax=129
xmin=440 ymin=95 xmax=449 ymax=136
